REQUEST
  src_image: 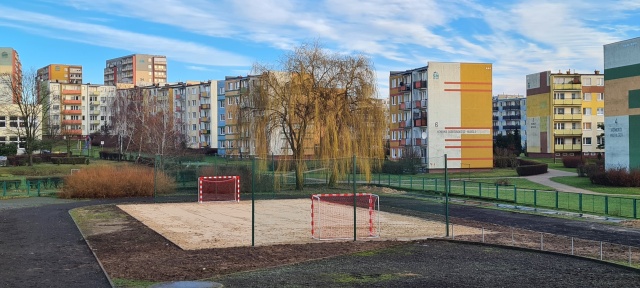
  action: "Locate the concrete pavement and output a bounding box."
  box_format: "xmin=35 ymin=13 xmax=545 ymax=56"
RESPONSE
xmin=522 ymin=168 xmax=602 ymax=194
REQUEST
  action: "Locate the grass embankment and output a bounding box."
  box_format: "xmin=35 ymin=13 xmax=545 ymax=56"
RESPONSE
xmin=551 ymin=176 xmax=640 ymax=197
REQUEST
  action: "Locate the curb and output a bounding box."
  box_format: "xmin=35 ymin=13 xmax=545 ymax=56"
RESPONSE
xmin=69 ymin=208 xmax=116 ymax=288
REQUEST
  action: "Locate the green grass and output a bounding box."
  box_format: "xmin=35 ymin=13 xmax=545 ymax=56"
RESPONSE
xmin=520 ymin=157 xmax=577 ymax=172
xmin=551 ymin=176 xmax=640 ymax=196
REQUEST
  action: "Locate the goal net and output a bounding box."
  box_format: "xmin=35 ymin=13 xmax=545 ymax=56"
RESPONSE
xmin=311 ymin=193 xmax=379 ymax=240
xmin=198 ymin=176 xmax=240 ymax=203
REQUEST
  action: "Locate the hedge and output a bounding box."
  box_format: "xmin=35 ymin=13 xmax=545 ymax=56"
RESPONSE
xmin=562 ymin=156 xmax=584 ymax=168
xmin=515 ymin=159 xmax=548 ymax=176
xmin=51 ymin=157 xmax=90 ymax=165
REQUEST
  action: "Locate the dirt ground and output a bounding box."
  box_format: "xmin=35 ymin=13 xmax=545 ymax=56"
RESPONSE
xmin=116 ymin=199 xmax=481 ymax=249
xmin=75 ymin=203 xmax=640 ymax=287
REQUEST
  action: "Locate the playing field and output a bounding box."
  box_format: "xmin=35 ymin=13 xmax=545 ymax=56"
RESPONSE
xmin=118 ymin=199 xmax=482 ymax=250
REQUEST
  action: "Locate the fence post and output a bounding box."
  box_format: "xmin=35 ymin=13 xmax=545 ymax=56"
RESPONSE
xmin=353 ymin=155 xmax=357 ymax=242
xmin=534 ymin=189 xmax=537 ymax=209
xmin=579 ymin=194 xmax=583 ymax=213
xmin=444 ymin=154 xmax=449 ymax=238
xmin=26 ymin=180 xmax=30 ymax=196
xmin=388 ymin=174 xmax=391 ymax=186
xmin=410 ymin=175 xmax=413 ymax=190
xmin=605 ymin=196 xmax=609 ymax=215
xmin=513 ymin=185 xmax=517 ymax=203
xmin=555 ymin=191 xmax=559 ymax=209
xmin=435 ymin=178 xmax=438 ymax=192
xmin=634 ymin=199 xmax=637 ymax=219
xmin=479 ymin=182 xmax=482 ymax=197
xmin=37 ymin=181 xmax=41 ymax=197
xmin=422 ymin=178 xmax=425 ymax=191
xmin=399 ymin=175 xmax=402 ymax=189
xmin=495 ymin=183 xmax=499 ymax=199
xmin=252 ymin=157 xmax=256 ymax=247
xmin=2 ymin=181 xmax=6 ymax=197
xmin=463 ymin=181 xmax=466 ymax=196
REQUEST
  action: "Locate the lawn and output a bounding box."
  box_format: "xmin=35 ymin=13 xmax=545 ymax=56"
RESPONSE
xmin=551 ymin=176 xmax=640 ymax=196
xmin=519 ymin=156 xmax=577 ymax=172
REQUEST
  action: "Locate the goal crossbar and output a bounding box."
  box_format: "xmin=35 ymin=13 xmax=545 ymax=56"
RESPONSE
xmin=311 ymin=193 xmax=379 ymax=240
xmin=198 ymin=176 xmax=240 ymax=203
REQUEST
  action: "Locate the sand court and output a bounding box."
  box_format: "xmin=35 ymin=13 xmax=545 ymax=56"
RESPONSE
xmin=118 ymin=199 xmax=482 ymax=250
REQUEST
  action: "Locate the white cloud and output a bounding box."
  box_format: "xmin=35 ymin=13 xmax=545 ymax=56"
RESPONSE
xmin=0 ymin=5 xmax=251 ymax=67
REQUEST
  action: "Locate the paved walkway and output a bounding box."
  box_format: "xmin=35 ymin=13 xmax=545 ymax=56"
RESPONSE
xmin=522 ymin=168 xmax=601 ymax=194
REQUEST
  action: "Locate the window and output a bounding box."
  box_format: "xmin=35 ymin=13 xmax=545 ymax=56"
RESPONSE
xmin=583 ymin=108 xmax=591 ymax=115
xmin=583 ymin=78 xmax=591 ymax=86
xmin=192 ymin=112 xmax=197 ymax=118
xmin=0 ymin=116 xmax=5 ymax=128
xmin=227 ymin=112 xmax=232 ymax=119
xmin=597 ymin=93 xmax=604 ymax=101
xmin=554 ymin=108 xmax=565 ymax=114
xmin=554 ymin=123 xmax=565 ymax=129
xmin=597 ymin=136 xmax=604 ymax=146
xmin=192 ymin=124 xmax=197 ymax=131
xmin=9 ymin=116 xmax=18 ymax=127
xmin=219 ymin=114 xmax=225 ymax=121
xmin=219 ymin=100 xmax=225 ymax=108
xmin=583 ymin=137 xmax=592 ymax=145
xmin=555 ymin=138 xmax=564 ymax=145
xmin=192 ymin=100 xmax=196 ymax=106
xmin=597 ymin=122 xmax=604 ymax=130
xmin=392 ymin=114 xmax=397 ymax=123
xmin=583 ymin=93 xmax=591 ymax=101
xmin=597 ymin=107 xmax=604 ymax=115
xmin=583 ymin=122 xmax=591 ymax=130
xmin=597 ymin=78 xmax=604 ymax=86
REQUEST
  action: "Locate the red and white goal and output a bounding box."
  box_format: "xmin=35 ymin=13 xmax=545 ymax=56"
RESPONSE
xmin=311 ymin=193 xmax=379 ymax=240
xmin=198 ymin=176 xmax=240 ymax=203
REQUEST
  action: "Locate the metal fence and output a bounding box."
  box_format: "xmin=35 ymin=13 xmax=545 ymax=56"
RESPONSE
xmin=450 ymin=224 xmax=640 ymax=269
xmin=1 ymin=177 xmax=62 ymax=197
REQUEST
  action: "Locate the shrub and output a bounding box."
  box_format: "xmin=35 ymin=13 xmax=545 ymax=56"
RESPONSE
xmin=515 ymin=159 xmax=548 ymax=176
xmin=52 ymin=157 xmax=89 ymax=165
xmin=59 ymin=165 xmax=175 ymax=198
xmin=577 ymin=163 xmax=599 ymax=177
xmin=493 ymin=148 xmax=518 ymax=168
xmin=495 ymin=179 xmax=511 ymax=186
xmin=381 ymin=161 xmax=404 ymax=174
xmin=562 ymin=156 xmax=584 ymax=168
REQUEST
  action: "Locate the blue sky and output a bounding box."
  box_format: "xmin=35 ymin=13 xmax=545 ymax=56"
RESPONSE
xmin=1 ymin=0 xmax=639 ymax=98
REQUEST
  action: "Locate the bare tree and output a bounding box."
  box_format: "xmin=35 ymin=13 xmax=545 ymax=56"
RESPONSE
xmin=0 ymin=69 xmax=50 ymax=166
xmin=246 ymin=42 xmax=386 ymax=190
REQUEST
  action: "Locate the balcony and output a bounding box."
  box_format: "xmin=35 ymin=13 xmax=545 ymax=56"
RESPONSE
xmin=397 ymin=85 xmax=411 ymax=93
xmin=175 ymin=94 xmax=183 ymax=100
xmin=399 ymin=121 xmax=406 ymax=128
xmin=503 ymin=125 xmax=521 ymax=130
xmin=492 ymin=116 xmax=499 ymax=120
xmin=413 ymin=80 xmax=427 ymax=89
xmin=90 ymin=120 xmax=101 ymax=125
xmin=503 ymin=115 xmax=521 ymax=120
xmin=200 ymin=129 xmax=211 ymax=135
xmin=414 ymin=118 xmax=427 ymax=127
xmin=90 ymin=91 xmax=100 ymax=96
xmin=200 ymin=116 xmax=210 ymax=122
xmin=63 ymin=129 xmax=82 ymax=135
xmin=62 ymin=99 xmax=81 ymax=105
xmin=62 ymin=89 xmax=81 ymax=94
xmin=553 ymin=99 xmax=581 ymax=105
xmin=399 ymin=102 xmax=411 ymax=110
xmin=90 ymin=110 xmax=100 ymax=115
xmin=553 ymin=114 xmax=582 ymax=120
xmin=414 ymin=138 xmax=422 ymax=146
xmin=200 ymin=104 xmax=211 ymax=109
xmin=400 ymin=139 xmax=406 ymax=146
xmin=503 ymin=105 xmax=521 ymax=110
xmin=553 ymin=83 xmax=581 ymax=90
xmin=554 ymin=144 xmax=582 ymax=151
xmin=200 ymin=92 xmax=209 ymax=97
xmin=61 ymin=109 xmax=82 ymax=115
xmin=554 ymin=129 xmax=581 ymax=135
xmin=176 ymin=106 xmax=183 ymax=112
xmin=90 ymin=101 xmax=100 ymax=106
xmin=493 ymin=106 xmax=499 ymax=111
xmin=61 ymin=119 xmax=82 ymax=125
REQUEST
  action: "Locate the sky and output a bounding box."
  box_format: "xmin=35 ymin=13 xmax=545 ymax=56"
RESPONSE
xmin=1 ymin=0 xmax=639 ymax=99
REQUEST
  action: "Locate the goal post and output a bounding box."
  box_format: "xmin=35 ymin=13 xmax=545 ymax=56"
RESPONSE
xmin=198 ymin=176 xmax=240 ymax=203
xmin=311 ymin=193 xmax=380 ymax=240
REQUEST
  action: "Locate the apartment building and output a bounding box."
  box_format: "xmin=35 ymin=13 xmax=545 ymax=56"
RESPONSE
xmin=216 ymin=80 xmax=226 ymax=156
xmin=46 ymin=81 xmax=115 ymax=138
xmin=0 ymin=47 xmax=22 ymax=104
xmin=223 ymin=75 xmax=257 ymax=157
xmin=604 ymin=37 xmax=640 ymax=170
xmin=492 ymin=94 xmax=526 ymax=148
xmin=104 ymin=54 xmax=167 ymax=86
xmin=526 ymin=70 xmax=605 ymax=158
xmin=37 ymin=64 xmax=82 ymax=84
xmin=389 ymin=62 xmax=493 ymax=169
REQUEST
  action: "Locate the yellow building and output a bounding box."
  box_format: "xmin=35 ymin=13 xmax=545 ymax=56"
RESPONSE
xmin=525 ymin=70 xmax=605 ymax=158
xmin=0 ymin=47 xmax=22 ymax=104
xmin=389 ymin=62 xmax=494 ymax=169
xmin=104 ymin=54 xmax=167 ymax=86
xmin=37 ymin=64 xmax=83 ymax=84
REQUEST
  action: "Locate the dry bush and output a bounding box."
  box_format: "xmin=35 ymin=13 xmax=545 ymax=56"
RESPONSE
xmin=59 ymin=165 xmax=175 ymax=198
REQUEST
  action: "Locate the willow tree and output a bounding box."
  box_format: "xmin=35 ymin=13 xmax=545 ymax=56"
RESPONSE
xmin=246 ymin=42 xmax=386 ymax=190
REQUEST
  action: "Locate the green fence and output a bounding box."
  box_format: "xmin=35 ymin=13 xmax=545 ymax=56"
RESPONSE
xmin=1 ymin=177 xmax=63 ymax=197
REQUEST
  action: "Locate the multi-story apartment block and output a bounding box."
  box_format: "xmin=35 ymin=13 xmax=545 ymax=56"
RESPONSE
xmin=216 ymin=80 xmax=226 ymax=156
xmin=0 ymin=47 xmax=22 ymax=104
xmin=223 ymin=75 xmax=257 ymax=157
xmin=492 ymin=94 xmax=526 ymax=148
xmin=46 ymin=82 xmax=115 ymax=138
xmin=0 ymin=104 xmax=38 ymax=148
xmin=526 ymin=70 xmax=605 ymax=158
xmin=604 ymin=37 xmax=640 ymax=170
xmin=104 ymin=54 xmax=167 ymax=86
xmin=389 ymin=62 xmax=493 ymax=169
xmin=37 ymin=64 xmax=82 ymax=84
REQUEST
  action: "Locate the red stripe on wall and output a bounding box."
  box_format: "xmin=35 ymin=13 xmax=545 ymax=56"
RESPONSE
xmin=445 ymin=139 xmax=493 ymax=141
xmin=445 ymin=127 xmax=492 ymax=129
xmin=444 ymin=81 xmax=492 ymax=85
xmin=444 ymin=89 xmax=492 ymax=92
xmin=445 ymin=146 xmax=493 ymax=148
xmin=447 ymin=158 xmax=493 ymax=161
